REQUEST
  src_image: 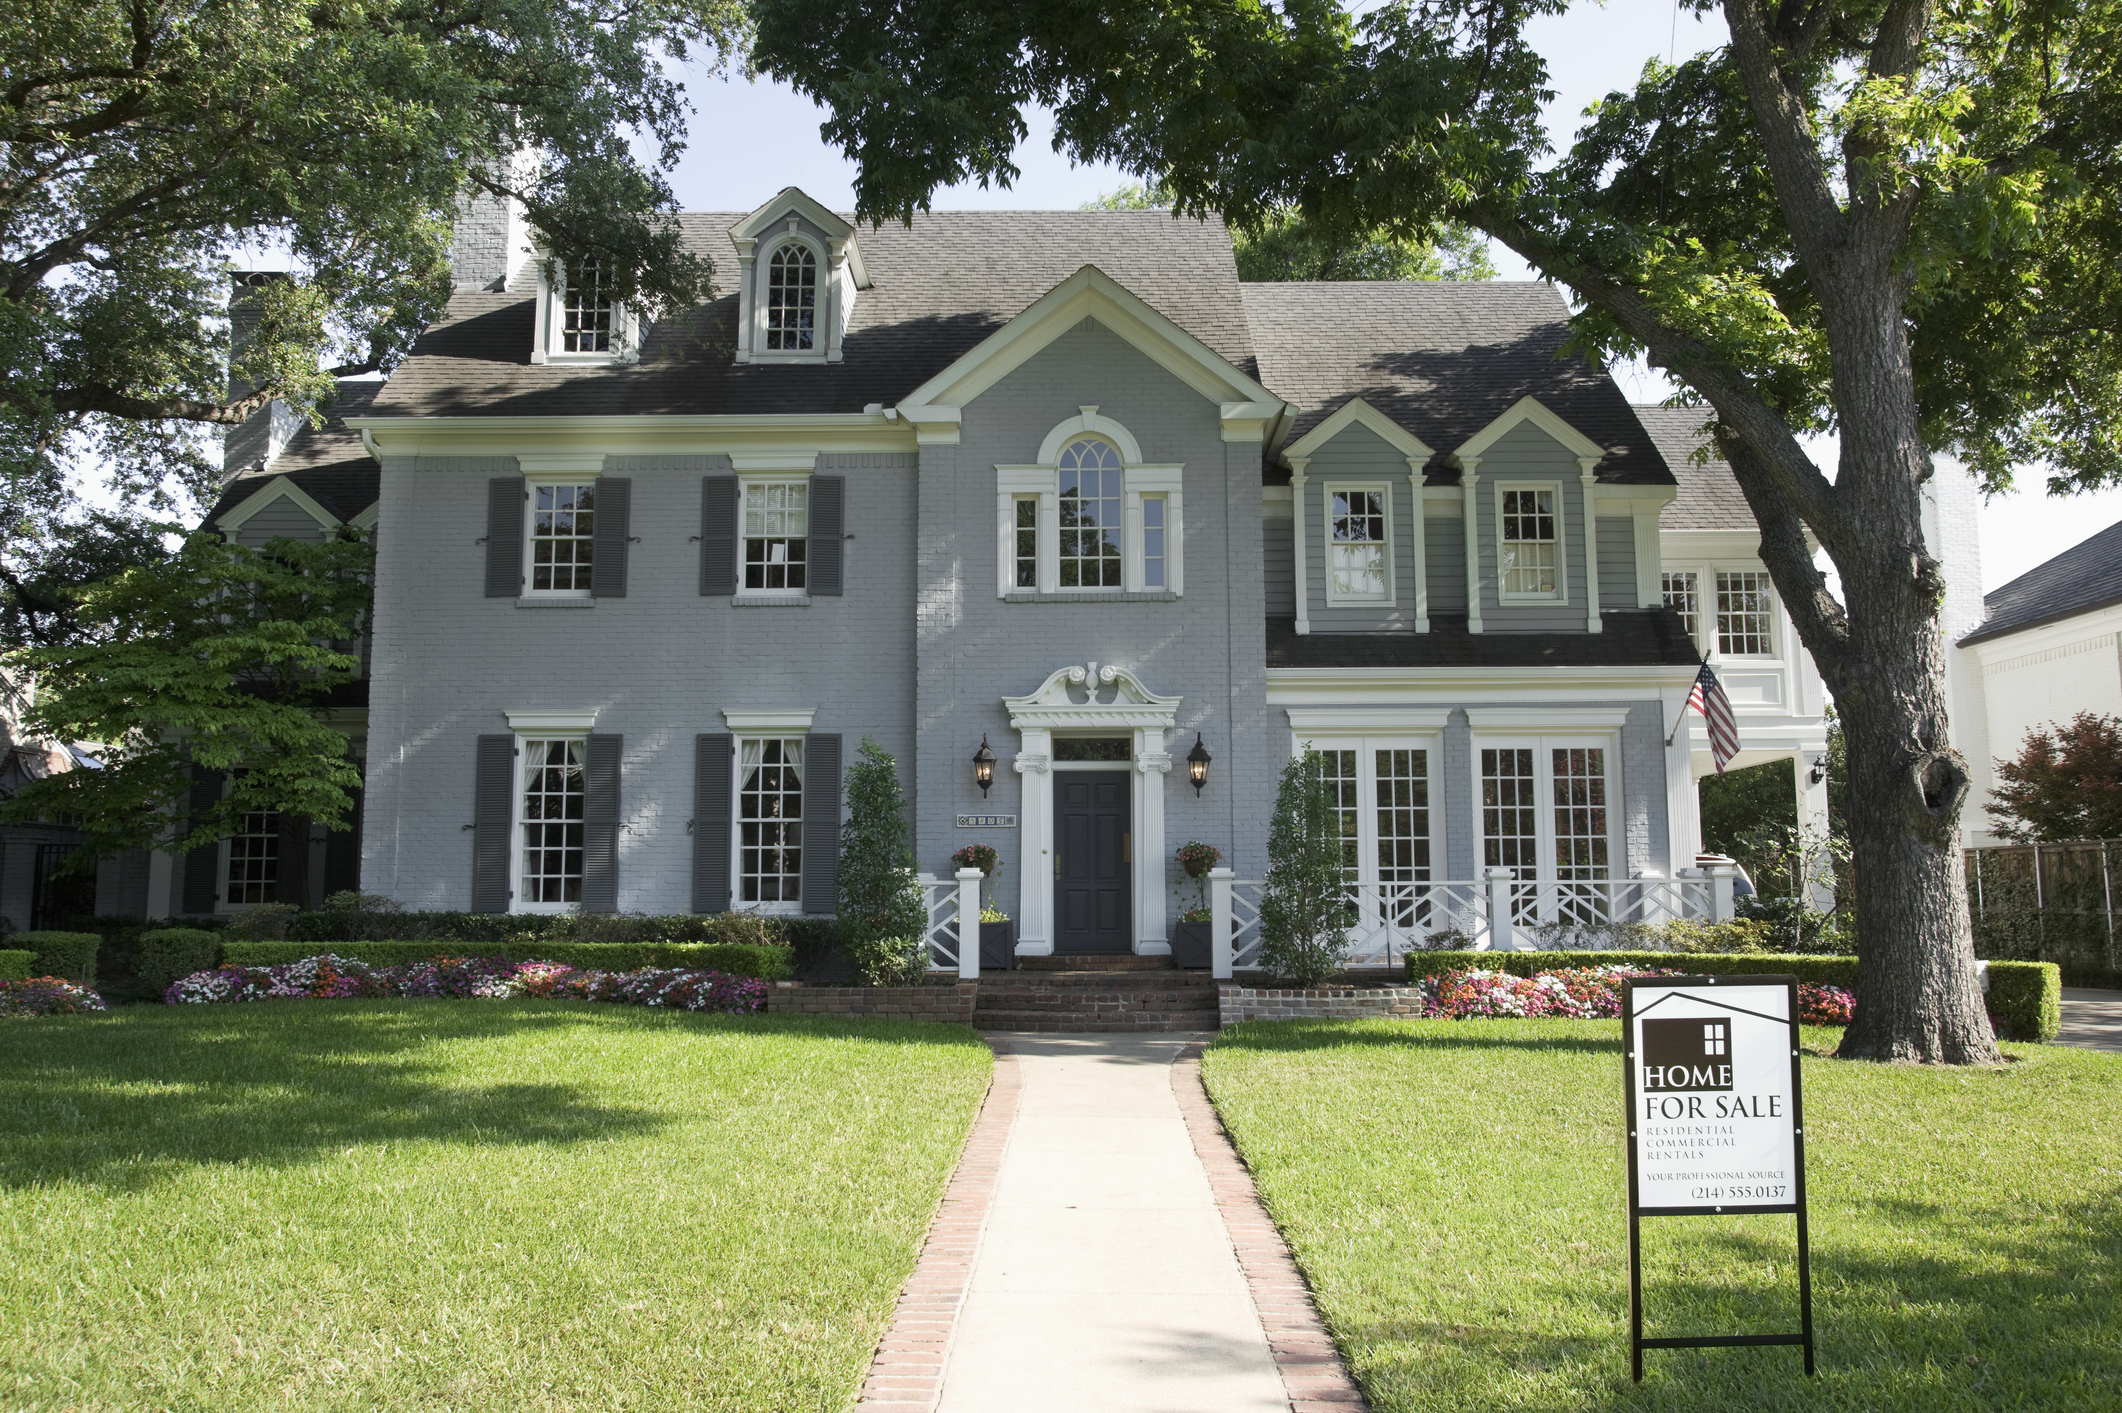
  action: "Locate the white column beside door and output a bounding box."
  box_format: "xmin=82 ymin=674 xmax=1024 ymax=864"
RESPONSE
xmin=1133 ymin=728 xmax=1173 ymax=954
xmin=1013 ymin=731 xmax=1055 ymax=955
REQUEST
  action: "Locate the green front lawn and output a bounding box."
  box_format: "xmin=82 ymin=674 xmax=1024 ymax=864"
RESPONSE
xmin=1205 ymin=1019 xmax=2121 ymax=1412
xmin=0 ymin=1003 xmax=992 ymax=1411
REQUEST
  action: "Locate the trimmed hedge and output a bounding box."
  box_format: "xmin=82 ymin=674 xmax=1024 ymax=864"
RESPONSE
xmin=284 ymin=905 xmax=834 ymax=953
xmin=216 ymin=940 xmax=795 ymax=982
xmin=1987 ymin=960 xmax=2062 ymax=1042
xmin=0 ymin=949 xmax=30 ymax=982
xmin=137 ymin=929 xmax=223 ymax=996
xmin=17 ymin=930 xmax=101 ymax=984
xmin=1402 ymin=950 xmax=2063 ymax=1042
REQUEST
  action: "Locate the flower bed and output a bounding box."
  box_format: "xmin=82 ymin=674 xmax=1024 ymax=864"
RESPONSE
xmin=1416 ymin=966 xmax=1857 ymax=1024
xmin=165 ymin=953 xmax=768 ymax=1015
xmin=1 ymin=976 xmax=108 ymax=1016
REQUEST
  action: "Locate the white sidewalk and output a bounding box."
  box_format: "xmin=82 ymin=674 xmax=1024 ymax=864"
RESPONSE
xmin=934 ymin=1035 xmax=1289 ymax=1413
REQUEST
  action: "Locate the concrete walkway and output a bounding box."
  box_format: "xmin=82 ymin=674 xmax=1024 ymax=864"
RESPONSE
xmin=935 ymin=1034 xmax=1288 ymax=1413
xmin=2059 ymin=988 xmax=2122 ymax=1053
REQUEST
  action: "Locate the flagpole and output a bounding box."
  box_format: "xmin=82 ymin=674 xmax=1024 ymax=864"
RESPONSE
xmin=1667 ymin=653 xmax=1708 ymax=748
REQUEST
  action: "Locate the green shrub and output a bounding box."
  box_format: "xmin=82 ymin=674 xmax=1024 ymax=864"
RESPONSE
xmin=286 ymin=899 xmax=829 ymax=950
xmin=136 ymin=929 xmax=223 ymax=996
xmin=18 ymin=930 xmax=101 ymax=984
xmin=1404 ymin=949 xmax=1861 ymax=990
xmin=1986 ymin=960 xmax=2062 ymax=1041
xmin=0 ymin=950 xmax=30 ymax=982
xmin=215 ymin=940 xmax=794 ymax=981
xmin=837 ymin=738 xmax=928 ymax=985
xmin=1644 ymin=918 xmax=1778 ymax=954
xmin=225 ymin=903 xmax=299 ymax=940
xmin=1259 ymin=751 xmax=1353 ymax=985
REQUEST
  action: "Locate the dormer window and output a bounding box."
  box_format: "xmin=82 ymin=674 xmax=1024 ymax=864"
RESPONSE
xmin=561 ymin=259 xmax=613 ymax=353
xmin=766 ymin=243 xmax=818 ymax=351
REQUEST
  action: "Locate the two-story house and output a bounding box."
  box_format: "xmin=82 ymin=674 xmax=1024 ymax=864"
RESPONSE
xmin=107 ymin=187 xmax=1788 ymax=958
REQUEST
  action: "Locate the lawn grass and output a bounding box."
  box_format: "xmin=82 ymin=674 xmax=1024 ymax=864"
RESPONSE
xmin=0 ymin=1002 xmax=992 ymax=1411
xmin=1204 ymin=1019 xmax=2122 ymax=1412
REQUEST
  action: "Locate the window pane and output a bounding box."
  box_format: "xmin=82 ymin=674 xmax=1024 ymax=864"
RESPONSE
xmin=562 ymin=259 xmax=613 ymax=353
xmin=530 ymin=483 xmax=596 ymax=592
xmin=766 ymin=243 xmax=818 ymax=351
xmin=1481 ymin=747 xmax=1538 ymax=921
xmin=1662 ymin=571 xmax=1699 ymax=640
xmin=739 ymin=737 xmax=805 ymax=902
xmin=1143 ymin=495 xmax=1166 ymax=588
xmin=1329 ymin=488 xmax=1388 ymax=600
xmin=743 ymin=480 xmax=810 ymax=591
xmin=1058 ymin=448 xmax=1122 ymax=588
xmin=1375 ymin=749 xmax=1429 ymax=926
xmin=521 ymin=739 xmax=585 ymax=904
xmin=1053 ymin=737 xmax=1130 ymax=762
xmin=1500 ymin=488 xmax=1558 ymax=596
xmin=1552 ymin=747 xmax=1609 ymax=923
xmin=1015 ymin=497 xmax=1038 ymax=589
xmin=226 ymin=808 xmax=280 ymax=906
xmin=1716 ymin=571 xmax=1773 ymax=655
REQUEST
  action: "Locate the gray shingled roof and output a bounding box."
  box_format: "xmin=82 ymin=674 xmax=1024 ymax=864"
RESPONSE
xmin=1634 ymin=405 xmax=1756 ymax=531
xmin=1240 ymin=282 xmax=1672 ymax=485
xmin=1267 ymin=610 xmax=1702 ymax=668
xmin=367 ymin=211 xmax=1256 ymax=419
xmin=1960 ymin=518 xmax=2122 ymax=646
xmin=206 ymin=380 xmax=381 ymax=528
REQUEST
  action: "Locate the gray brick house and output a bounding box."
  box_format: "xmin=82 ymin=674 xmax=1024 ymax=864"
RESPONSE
xmin=114 ymin=185 xmax=1819 ymax=960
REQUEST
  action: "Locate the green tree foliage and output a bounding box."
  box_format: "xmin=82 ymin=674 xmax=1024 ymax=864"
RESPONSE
xmin=751 ymin=0 xmax=2100 ymax=1061
xmin=1258 ymin=750 xmax=1352 ymax=985
xmin=1 ymin=530 xmax=373 ymax=898
xmin=1086 ymin=181 xmax=1493 ymax=281
xmin=837 ymin=737 xmax=928 ymax=984
xmin=1698 ymin=756 xmax=1797 ymax=860
xmin=1988 ymin=713 xmax=2122 ymax=842
xmin=1 ymin=0 xmax=745 ymax=642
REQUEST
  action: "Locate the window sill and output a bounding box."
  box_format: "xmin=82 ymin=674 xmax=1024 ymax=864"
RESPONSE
xmin=1003 ymin=590 xmax=1179 ymax=603
xmin=1497 ymin=596 xmax=1569 ymax=607
xmin=516 ymin=596 xmax=595 ymax=609
xmin=734 ymin=594 xmax=812 ymax=607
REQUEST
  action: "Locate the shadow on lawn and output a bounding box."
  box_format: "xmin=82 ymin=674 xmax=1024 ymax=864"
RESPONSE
xmin=1219 ymin=1018 xmax=1622 ymax=1057
xmin=0 ymin=1002 xmax=676 ymax=1193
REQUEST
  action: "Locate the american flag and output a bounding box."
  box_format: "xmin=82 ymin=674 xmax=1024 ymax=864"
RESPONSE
xmin=1688 ymin=663 xmax=1741 ymax=773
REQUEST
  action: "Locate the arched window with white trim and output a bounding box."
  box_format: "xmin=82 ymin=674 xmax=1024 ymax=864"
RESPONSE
xmin=765 ymin=243 xmax=818 ymax=351
xmin=1058 ymin=437 xmax=1123 ymax=588
xmin=996 ymin=411 xmax=1184 ymax=598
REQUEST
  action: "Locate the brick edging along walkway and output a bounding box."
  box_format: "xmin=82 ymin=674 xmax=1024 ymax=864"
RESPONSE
xmin=1173 ymin=1041 xmax=1372 ymax=1413
xmin=852 ymin=1039 xmax=1021 ymax=1413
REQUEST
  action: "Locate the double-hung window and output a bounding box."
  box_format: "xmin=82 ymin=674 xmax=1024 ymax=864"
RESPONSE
xmin=998 ymin=423 xmax=1183 ymax=596
xmin=561 ymin=259 xmax=613 ymax=354
xmin=1479 ymin=740 xmax=1614 ymax=925
xmin=1498 ymin=485 xmax=1561 ymax=600
xmin=743 ymin=480 xmax=809 ymax=593
xmin=225 ymin=806 xmax=280 ymax=906
xmin=518 ymin=738 xmax=586 ymax=909
xmin=1662 ymin=570 xmax=1700 ymax=639
xmin=737 ymin=738 xmax=804 ymax=908
xmin=1715 ymin=571 xmax=1774 ymax=656
xmin=1325 ymin=485 xmax=1391 ymax=603
xmin=526 ymin=481 xmax=596 ymax=596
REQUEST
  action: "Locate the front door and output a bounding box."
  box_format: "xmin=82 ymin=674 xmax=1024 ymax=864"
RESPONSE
xmin=1055 ymin=771 xmax=1131 ymax=953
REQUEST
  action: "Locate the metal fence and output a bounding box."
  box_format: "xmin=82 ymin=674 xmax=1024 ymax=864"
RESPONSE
xmin=1965 ymin=840 xmax=2122 ymax=982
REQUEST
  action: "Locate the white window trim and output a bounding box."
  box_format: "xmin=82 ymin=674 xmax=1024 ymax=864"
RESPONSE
xmin=750 ymin=232 xmax=831 ymax=364
xmin=734 ymin=464 xmax=816 ymax=600
xmin=530 ymin=260 xmax=636 ymax=367
xmin=1290 ymin=730 xmax=1443 ymax=899
xmin=509 ymin=722 xmax=590 ymax=915
xmin=1664 ymin=561 xmax=1781 ymax=661
xmin=1494 ymin=480 xmax=1568 ymax=605
xmin=1321 ymin=480 xmax=1395 ymax=607
xmin=1468 ymin=732 xmax=1622 ymax=895
xmin=729 ymin=723 xmax=811 ymax=916
xmin=994 ymin=415 xmax=1183 ymax=597
xmin=521 ymin=473 xmax=601 ymax=600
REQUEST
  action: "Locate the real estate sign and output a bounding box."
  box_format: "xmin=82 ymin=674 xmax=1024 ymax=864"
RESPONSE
xmin=1621 ymin=975 xmax=1815 ymax=1380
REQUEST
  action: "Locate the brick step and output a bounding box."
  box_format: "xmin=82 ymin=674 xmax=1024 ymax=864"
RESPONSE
xmin=974 ymin=991 xmax=1219 ymax=1015
xmin=978 ymin=973 xmax=1219 ymax=990
xmin=1017 ymin=955 xmax=1177 ymax=972
xmin=973 ymin=1008 xmax=1216 ymax=1033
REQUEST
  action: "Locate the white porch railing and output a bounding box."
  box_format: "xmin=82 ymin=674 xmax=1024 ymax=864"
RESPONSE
xmin=916 ymin=869 xmax=985 ymax=979
xmin=1207 ymin=865 xmax=1735 ymax=978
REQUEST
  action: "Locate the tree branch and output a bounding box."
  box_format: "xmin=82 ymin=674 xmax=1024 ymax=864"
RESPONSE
xmin=1721 ymin=0 xmax=1848 ymax=280
xmin=1719 ymin=429 xmax=1852 ymax=682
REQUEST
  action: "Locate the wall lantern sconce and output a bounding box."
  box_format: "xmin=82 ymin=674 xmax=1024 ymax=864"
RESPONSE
xmin=973 ymin=735 xmax=996 ymax=798
xmin=1808 ymin=755 xmax=1826 ymax=787
xmin=1187 ymin=733 xmax=1212 ymax=795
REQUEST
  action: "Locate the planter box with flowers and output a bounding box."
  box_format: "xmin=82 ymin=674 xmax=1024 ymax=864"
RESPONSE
xmin=1172 ymin=841 xmax=1222 ymax=969
xmin=952 ymin=843 xmax=1016 ymax=971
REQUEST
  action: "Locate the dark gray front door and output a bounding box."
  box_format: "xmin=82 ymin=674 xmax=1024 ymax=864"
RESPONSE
xmin=1055 ymin=771 xmax=1131 ymax=954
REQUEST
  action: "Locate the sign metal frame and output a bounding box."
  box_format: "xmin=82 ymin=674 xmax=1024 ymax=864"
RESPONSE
xmin=1622 ymin=974 xmax=1816 ymax=1382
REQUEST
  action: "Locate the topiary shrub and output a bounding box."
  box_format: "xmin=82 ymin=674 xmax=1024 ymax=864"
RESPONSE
xmin=136 ymin=929 xmax=224 ymax=996
xmin=1258 ymin=751 xmax=1351 ymax=985
xmin=1985 ymin=960 xmax=2062 ymax=1041
xmin=837 ymin=738 xmax=929 ymax=985
xmin=17 ymin=930 xmax=100 ymax=984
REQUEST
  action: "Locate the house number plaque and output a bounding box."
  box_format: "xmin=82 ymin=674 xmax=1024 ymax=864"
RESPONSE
xmin=955 ymin=814 xmax=1017 ymax=828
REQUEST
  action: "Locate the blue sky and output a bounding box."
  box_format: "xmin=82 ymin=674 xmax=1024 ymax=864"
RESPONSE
xmin=656 ymin=1 xmax=2122 ymax=592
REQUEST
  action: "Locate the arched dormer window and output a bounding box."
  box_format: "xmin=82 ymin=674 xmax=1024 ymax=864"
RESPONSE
xmin=766 ymin=243 xmax=818 ymax=351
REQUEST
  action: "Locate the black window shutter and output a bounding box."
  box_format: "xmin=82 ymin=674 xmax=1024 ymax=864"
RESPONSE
xmin=276 ymin=812 xmax=310 ymax=909
xmin=180 ymin=766 xmax=223 ymax=915
xmin=808 ymin=475 xmax=845 ymax=595
xmin=471 ymin=734 xmax=515 ymax=913
xmin=801 ymin=733 xmax=843 ymax=914
xmin=694 ymin=733 xmax=733 ymax=913
xmin=323 ymin=788 xmax=364 ymax=897
xmin=592 ymin=477 xmax=630 ymax=597
xmin=581 ymin=733 xmax=622 ymax=912
xmin=701 ymin=476 xmax=738 ymax=595
xmin=486 ymin=477 xmax=525 ymax=597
